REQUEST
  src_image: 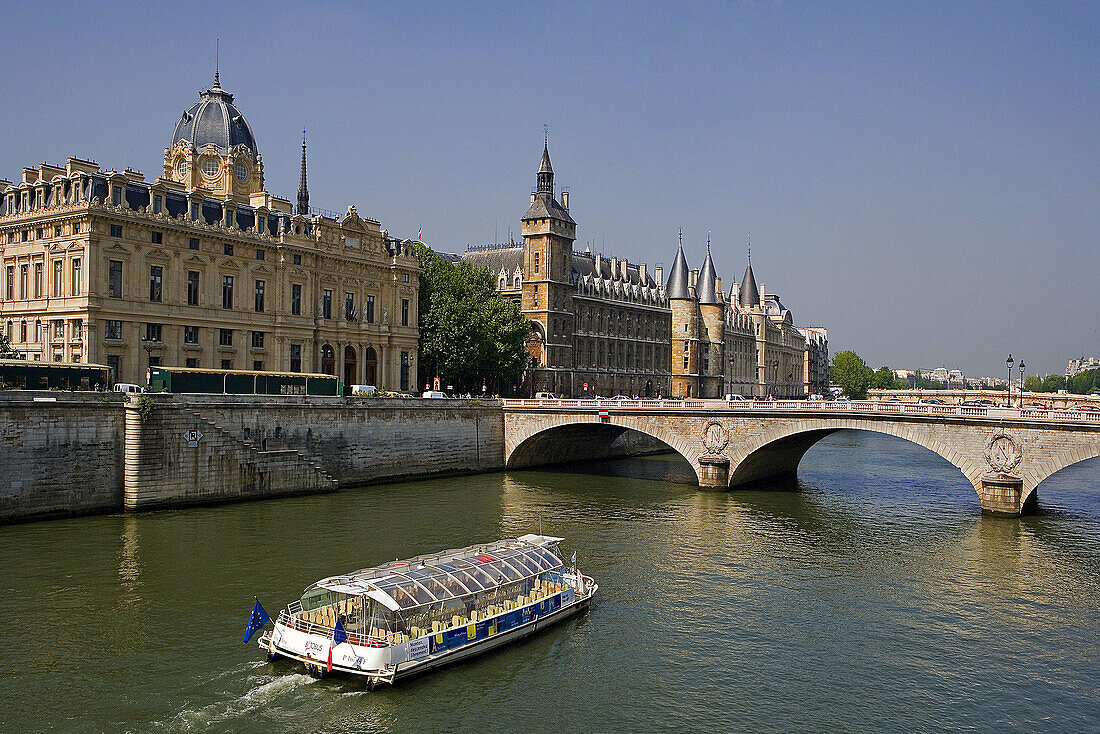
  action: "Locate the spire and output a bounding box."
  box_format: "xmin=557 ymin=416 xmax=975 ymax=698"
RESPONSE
xmin=739 ymin=245 xmax=760 ymax=309
xmin=697 ymin=241 xmax=719 ymax=305
xmin=297 ymin=128 xmax=310 ymax=216
xmin=214 ymin=38 xmax=220 ymax=88
xmin=667 ymin=228 xmax=691 ymax=300
xmin=537 ymin=133 xmax=554 ymax=196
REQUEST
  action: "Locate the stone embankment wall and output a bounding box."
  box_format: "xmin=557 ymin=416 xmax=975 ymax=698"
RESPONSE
xmin=0 ymin=392 xmax=125 ymax=523
xmin=122 ymin=395 xmax=506 ymax=511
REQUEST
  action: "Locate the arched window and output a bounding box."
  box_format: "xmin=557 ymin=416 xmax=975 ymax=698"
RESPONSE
xmin=320 ymin=344 xmax=335 ymax=375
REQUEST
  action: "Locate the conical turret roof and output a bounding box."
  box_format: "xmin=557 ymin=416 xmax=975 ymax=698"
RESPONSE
xmin=739 ymin=260 xmax=760 ymax=308
xmin=697 ymin=248 xmax=719 ymax=305
xmin=538 ymin=144 xmax=553 ymax=174
xmin=666 ymin=241 xmax=691 ymax=300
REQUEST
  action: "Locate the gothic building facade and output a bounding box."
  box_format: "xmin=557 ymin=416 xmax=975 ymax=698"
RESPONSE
xmin=0 ymin=74 xmax=420 ymax=390
xmin=463 ymin=144 xmax=829 ymax=398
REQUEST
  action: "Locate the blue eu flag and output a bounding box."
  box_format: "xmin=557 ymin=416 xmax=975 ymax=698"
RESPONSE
xmin=333 ymin=619 xmax=348 ymax=646
xmin=244 ymin=599 xmax=270 ymax=643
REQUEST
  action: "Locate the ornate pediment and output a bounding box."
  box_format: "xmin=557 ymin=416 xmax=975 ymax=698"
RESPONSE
xmin=183 ymin=253 xmax=207 ymax=265
xmin=145 ymin=248 xmax=170 ymax=262
xmin=217 ymin=258 xmax=238 ymax=270
xmin=341 ymin=205 xmax=366 ymax=232
xmin=250 ymin=263 xmax=274 ymax=275
xmin=103 ymin=242 xmax=131 ymax=256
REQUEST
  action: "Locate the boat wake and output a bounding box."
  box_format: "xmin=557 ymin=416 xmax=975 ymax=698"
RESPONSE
xmin=156 ymin=672 xmax=316 ymax=732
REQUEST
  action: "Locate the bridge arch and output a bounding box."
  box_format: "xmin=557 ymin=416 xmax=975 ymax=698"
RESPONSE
xmin=1023 ymin=443 xmax=1100 ymax=502
xmin=505 ymin=415 xmax=702 ymax=484
xmin=727 ymin=419 xmax=987 ymax=497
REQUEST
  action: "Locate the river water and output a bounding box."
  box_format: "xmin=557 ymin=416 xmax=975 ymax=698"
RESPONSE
xmin=1 ymin=431 xmax=1097 ymax=733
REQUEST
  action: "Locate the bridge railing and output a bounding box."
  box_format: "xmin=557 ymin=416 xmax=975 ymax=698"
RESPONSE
xmin=499 ymin=398 xmax=1100 ymax=423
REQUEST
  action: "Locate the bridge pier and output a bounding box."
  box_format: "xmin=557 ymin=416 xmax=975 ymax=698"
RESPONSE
xmin=698 ymin=456 xmax=730 ymax=489
xmin=978 ymin=475 xmax=1037 ymax=516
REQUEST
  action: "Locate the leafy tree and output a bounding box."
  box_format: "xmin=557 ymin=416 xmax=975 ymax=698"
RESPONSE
xmin=1069 ymin=368 xmax=1100 ymax=395
xmin=414 ymin=243 xmax=530 ymax=394
xmin=1023 ymin=375 xmax=1043 ymax=393
xmin=871 ymin=366 xmax=895 ymax=390
xmin=892 ymin=378 xmax=912 ymax=390
xmin=831 ymin=351 xmax=873 ymax=400
xmin=1042 ymin=374 xmax=1067 ymax=393
xmin=0 ymin=333 xmax=21 ymax=359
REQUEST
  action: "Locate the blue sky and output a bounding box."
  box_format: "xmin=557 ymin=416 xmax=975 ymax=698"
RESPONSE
xmin=1 ymin=2 xmax=1096 ymax=377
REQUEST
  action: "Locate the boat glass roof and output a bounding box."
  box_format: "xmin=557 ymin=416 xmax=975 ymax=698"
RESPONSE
xmin=309 ymin=535 xmax=565 ymax=611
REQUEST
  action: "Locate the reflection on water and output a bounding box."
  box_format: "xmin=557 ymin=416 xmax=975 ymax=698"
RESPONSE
xmin=0 ymin=431 xmax=1096 ymax=733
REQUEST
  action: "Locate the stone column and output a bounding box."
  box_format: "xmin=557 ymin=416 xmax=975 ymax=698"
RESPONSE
xmin=698 ymin=455 xmax=730 ymax=489
xmin=979 ymin=475 xmax=1036 ymax=515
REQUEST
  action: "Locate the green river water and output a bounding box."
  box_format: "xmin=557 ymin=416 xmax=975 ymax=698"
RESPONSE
xmin=1 ymin=431 xmax=1097 ymax=733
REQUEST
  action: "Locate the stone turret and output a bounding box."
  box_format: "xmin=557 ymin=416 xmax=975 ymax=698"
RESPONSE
xmin=697 ymin=247 xmax=725 ymax=397
xmin=668 ymin=231 xmax=700 ymax=398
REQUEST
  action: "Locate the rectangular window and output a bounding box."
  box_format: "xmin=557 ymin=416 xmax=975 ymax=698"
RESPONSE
xmin=291 ymin=284 xmax=302 ymax=315
xmin=534 ymin=252 xmax=540 ymax=273
xmin=20 ymin=264 xmax=28 ymax=299
xmin=73 ymin=222 xmax=80 ymax=234
xmin=187 ymin=271 xmax=199 ymax=306
xmin=20 ymin=321 xmax=27 ymax=342
xmin=72 ymin=319 xmax=82 ymax=339
xmin=151 ymin=231 xmax=162 ymax=244
xmin=184 ymin=325 xmax=198 ymax=344
xmin=110 ymin=224 xmax=122 ymax=238
xmin=145 ymin=323 xmax=161 ymax=342
xmin=322 ymin=289 xmax=332 ymax=319
xmin=254 ymin=280 xmax=265 ymax=312
xmin=293 ymin=254 xmax=301 ymax=265
xmin=255 ymin=249 xmax=264 ymax=261
xmin=400 ymin=351 xmax=410 ymax=391
xmin=290 ymin=344 xmax=302 ymax=372
xmin=188 ymin=237 xmax=199 ymax=250
xmin=153 ymin=195 xmax=162 ymax=214
xmin=107 ymin=354 xmax=120 ymax=378
xmin=53 ymin=320 xmax=64 ymax=339
xmin=54 ymin=226 xmax=61 ymax=237
xmin=403 ymin=272 xmax=410 ymax=283
xmin=104 ymin=320 xmax=122 ymax=340
xmin=223 ymin=243 xmax=234 ymax=256
xmin=34 ymin=262 xmax=42 ymax=298
xmin=221 ymin=359 xmax=232 ymax=370
xmin=6 ymin=266 xmax=13 ymax=300
xmin=345 ymin=292 xmax=354 ymax=320
xmin=52 ymin=261 xmax=62 ymax=297
xmin=365 ymin=294 xmax=374 ymax=323
xmin=149 ymin=266 xmax=163 ymax=302
xmin=108 ymin=260 xmax=122 ymax=298
xmin=222 ymin=275 xmax=233 ymax=309
xmin=251 ymin=331 xmax=264 ymax=348
xmin=219 ymin=328 xmax=233 ymax=346
xmin=185 ymin=357 xmax=198 ymax=368
xmin=401 ymin=298 xmax=410 ymax=326
xmin=71 ymin=258 xmax=81 ymax=295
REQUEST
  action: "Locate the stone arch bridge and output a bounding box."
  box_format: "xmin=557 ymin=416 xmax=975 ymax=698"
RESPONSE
xmin=502 ymin=399 xmax=1100 ymax=515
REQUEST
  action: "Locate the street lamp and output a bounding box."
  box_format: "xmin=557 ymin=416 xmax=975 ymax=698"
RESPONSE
xmin=1019 ymin=360 xmax=1026 ymax=408
xmin=141 ymin=339 xmax=157 ymax=386
xmin=1006 ymin=354 xmax=1013 ymax=407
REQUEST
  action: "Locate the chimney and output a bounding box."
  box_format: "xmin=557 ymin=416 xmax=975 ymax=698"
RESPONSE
xmin=595 ymin=252 xmax=603 ymax=276
xmin=611 ymin=257 xmax=619 ymax=279
xmin=531 ymin=192 xmax=537 ymax=204
xmin=639 ymin=262 xmax=648 ymax=284
xmin=690 ymin=269 xmax=698 ymax=288
xmin=716 ymin=277 xmax=722 ymax=296
xmin=655 ymin=266 xmax=663 ymax=287
xmin=561 ymin=190 xmax=569 ymax=210
xmin=620 ymin=258 xmax=629 ymax=280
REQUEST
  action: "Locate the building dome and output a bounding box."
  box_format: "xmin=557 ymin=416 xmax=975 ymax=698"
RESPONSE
xmin=170 ymin=76 xmax=258 ymax=157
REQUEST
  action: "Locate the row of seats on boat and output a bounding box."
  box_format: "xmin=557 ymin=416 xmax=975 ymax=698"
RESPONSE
xmin=297 ymin=580 xmax=567 ymax=644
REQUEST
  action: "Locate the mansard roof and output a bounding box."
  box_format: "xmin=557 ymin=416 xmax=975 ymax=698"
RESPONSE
xmin=571 ymin=252 xmax=657 ymax=287
xmin=462 ymin=245 xmax=523 ymax=277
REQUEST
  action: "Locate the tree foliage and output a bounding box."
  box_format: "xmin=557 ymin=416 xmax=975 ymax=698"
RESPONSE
xmin=871 ymin=366 xmax=895 ymax=390
xmin=831 ymin=350 xmax=873 ymax=400
xmin=0 ymin=333 xmax=21 ymax=360
xmin=414 ymin=243 xmax=530 ymax=393
xmin=1020 ymin=371 xmax=1096 ymax=394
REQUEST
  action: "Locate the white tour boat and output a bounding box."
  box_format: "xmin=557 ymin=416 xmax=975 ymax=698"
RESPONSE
xmin=257 ymin=534 xmax=597 ymax=686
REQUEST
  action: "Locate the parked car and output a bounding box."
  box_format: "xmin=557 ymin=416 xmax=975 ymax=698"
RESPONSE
xmin=534 ymin=392 xmax=559 ymax=400
xmin=609 ymin=395 xmax=631 ymax=400
xmin=113 ymin=383 xmax=145 ymax=394
xmin=726 ymin=393 xmax=749 ymax=401
xmin=807 ymin=394 xmax=824 ymax=401
xmin=919 ymin=398 xmax=943 ymax=405
xmin=1071 ymin=405 xmax=1100 ymax=412
xmin=421 ymin=390 xmax=447 ymax=399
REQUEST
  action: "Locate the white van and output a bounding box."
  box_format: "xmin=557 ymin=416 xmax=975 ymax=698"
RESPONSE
xmin=113 ymin=383 xmax=145 ymax=394
xmin=725 ymin=393 xmax=748 ymax=401
xmin=422 ymin=390 xmax=447 ymax=399
xmin=534 ymin=392 xmax=560 ymax=400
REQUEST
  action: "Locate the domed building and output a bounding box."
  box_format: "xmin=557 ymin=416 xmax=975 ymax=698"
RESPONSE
xmin=164 ymin=73 xmax=265 ymax=200
xmin=0 ymin=73 xmax=421 ymax=391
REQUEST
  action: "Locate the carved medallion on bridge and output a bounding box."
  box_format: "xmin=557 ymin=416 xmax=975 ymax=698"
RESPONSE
xmin=701 ymin=420 xmax=729 ymax=455
xmin=985 ymin=431 xmax=1022 ymax=475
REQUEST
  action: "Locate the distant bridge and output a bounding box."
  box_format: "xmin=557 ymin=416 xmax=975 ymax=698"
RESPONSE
xmin=501 ymin=399 xmax=1100 ymax=515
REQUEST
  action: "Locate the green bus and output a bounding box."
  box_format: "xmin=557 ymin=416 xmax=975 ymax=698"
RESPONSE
xmin=148 ymin=366 xmax=341 ymax=396
xmin=0 ymin=359 xmax=113 ymax=391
